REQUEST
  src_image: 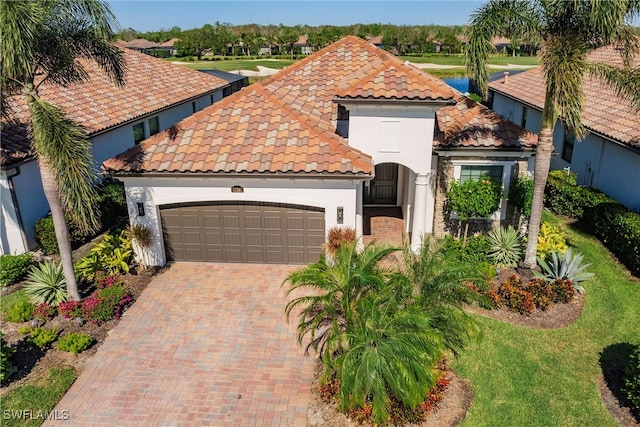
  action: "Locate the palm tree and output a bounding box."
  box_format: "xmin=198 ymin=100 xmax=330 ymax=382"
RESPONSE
xmin=466 ymin=0 xmax=640 ymax=267
xmin=1 ymin=1 xmax=126 ymax=300
xmin=284 ymin=241 xmax=397 ymax=360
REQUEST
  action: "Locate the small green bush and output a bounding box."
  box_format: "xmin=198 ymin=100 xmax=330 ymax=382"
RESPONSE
xmin=25 ymin=327 xmax=59 ymax=348
xmin=75 ymin=231 xmax=133 ymax=281
xmin=0 ymin=254 xmax=34 ymax=286
xmin=34 ymin=215 xmax=90 ymax=255
xmin=508 ymin=175 xmax=534 ymax=217
xmin=57 ymin=333 xmax=94 ymax=354
xmin=4 ymin=300 xmax=35 ymax=323
xmin=0 ymin=333 xmax=15 ymax=381
xmin=487 ymin=226 xmax=523 ymax=268
xmin=441 ymin=235 xmax=491 ymax=265
xmin=97 ymin=180 xmax=126 ymax=226
xmin=537 ymin=222 xmax=568 ymax=260
xmin=583 ymin=202 xmax=640 ymax=276
xmin=624 ymin=344 xmax=640 ymax=412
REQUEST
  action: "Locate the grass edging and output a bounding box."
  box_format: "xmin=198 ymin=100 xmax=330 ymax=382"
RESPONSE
xmin=1 ymin=367 xmax=77 ymax=426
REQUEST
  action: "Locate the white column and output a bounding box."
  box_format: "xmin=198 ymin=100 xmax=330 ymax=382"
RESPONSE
xmin=410 ymin=173 xmax=429 ymax=251
xmin=356 ymin=183 xmax=363 ymax=248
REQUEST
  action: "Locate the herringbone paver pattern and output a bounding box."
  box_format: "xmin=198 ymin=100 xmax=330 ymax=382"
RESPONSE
xmin=47 ymin=263 xmax=314 ymax=427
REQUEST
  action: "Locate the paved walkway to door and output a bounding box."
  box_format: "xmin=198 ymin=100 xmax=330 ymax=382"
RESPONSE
xmin=47 ymin=263 xmax=314 ymax=426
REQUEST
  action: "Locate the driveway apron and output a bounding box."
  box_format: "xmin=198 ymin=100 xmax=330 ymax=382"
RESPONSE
xmin=46 ymin=263 xmax=314 ymax=426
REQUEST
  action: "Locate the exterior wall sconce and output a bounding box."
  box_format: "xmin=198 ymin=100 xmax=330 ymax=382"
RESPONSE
xmin=337 ymin=206 xmax=344 ymax=224
xmin=137 ymin=202 xmax=145 ymax=217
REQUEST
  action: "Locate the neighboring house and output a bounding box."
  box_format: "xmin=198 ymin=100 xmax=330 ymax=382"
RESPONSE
xmin=0 ymin=47 xmax=232 ymax=255
xmin=123 ymin=38 xmax=180 ymax=57
xmin=197 ymin=70 xmax=249 ymax=96
xmin=294 ymin=35 xmax=313 ymax=55
xmin=102 ymin=36 xmax=536 ymax=267
xmin=366 ymin=35 xmax=383 ymax=48
xmin=488 ymin=43 xmax=640 ymax=213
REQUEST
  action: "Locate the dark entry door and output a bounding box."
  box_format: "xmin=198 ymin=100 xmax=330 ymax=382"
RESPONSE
xmin=365 ymin=164 xmax=398 ymax=205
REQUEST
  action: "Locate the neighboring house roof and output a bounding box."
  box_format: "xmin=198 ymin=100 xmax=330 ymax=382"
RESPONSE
xmin=123 ymin=38 xmax=157 ymax=49
xmin=198 ymin=70 xmax=247 ymax=84
xmin=492 ymin=36 xmax=511 ymax=46
xmin=0 ymin=47 xmax=229 ymax=167
xmin=159 ymin=38 xmax=180 ymax=47
xmin=294 ymin=35 xmax=308 ymax=46
xmin=103 ymin=36 xmax=536 ymax=176
xmin=366 ymin=35 xmax=383 ymax=45
xmin=488 ymin=43 xmax=640 ymax=150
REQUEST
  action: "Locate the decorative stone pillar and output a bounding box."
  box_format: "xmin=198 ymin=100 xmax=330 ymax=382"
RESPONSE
xmin=410 ymin=173 xmax=430 ymax=251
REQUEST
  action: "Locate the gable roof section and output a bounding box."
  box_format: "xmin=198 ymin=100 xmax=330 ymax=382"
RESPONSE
xmin=102 ymin=84 xmax=372 ymax=175
xmin=1 ymin=47 xmax=229 ymax=167
xmin=435 ymin=93 xmax=537 ymax=149
xmin=335 ymin=63 xmax=455 ymax=102
xmin=488 ymin=43 xmax=640 ymax=150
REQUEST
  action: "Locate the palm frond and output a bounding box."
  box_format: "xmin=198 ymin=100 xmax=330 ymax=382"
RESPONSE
xmin=0 ymin=1 xmax=44 ymax=81
xmin=28 ymin=97 xmax=100 ymax=234
xmin=466 ymin=0 xmax=541 ymax=98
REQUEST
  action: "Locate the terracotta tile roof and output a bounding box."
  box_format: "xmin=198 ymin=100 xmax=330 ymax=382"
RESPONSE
xmin=488 ymin=43 xmax=640 ymax=150
xmin=102 ymin=84 xmax=372 ymax=175
xmin=123 ymin=38 xmax=157 ymax=49
xmin=335 ymin=63 xmax=455 ymax=101
xmin=159 ymin=38 xmax=180 ymax=47
xmin=435 ymin=92 xmax=537 ymax=149
xmin=0 ymin=47 xmax=228 ymax=167
xmin=104 ymin=36 xmax=533 ymax=176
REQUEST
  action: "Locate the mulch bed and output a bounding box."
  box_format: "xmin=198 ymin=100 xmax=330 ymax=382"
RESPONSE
xmin=0 ymin=269 xmax=156 ymax=396
xmin=307 ymin=359 xmax=473 ymax=427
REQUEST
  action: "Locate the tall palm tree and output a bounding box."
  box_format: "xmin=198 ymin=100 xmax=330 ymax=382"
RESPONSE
xmin=466 ymin=0 xmax=640 ymax=267
xmin=1 ymin=0 xmax=126 ymax=300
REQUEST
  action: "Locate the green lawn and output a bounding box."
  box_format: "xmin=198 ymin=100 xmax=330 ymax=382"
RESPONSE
xmin=169 ymin=59 xmax=296 ymax=72
xmin=1 ymin=289 xmax=28 ymax=314
xmin=455 ymin=211 xmax=640 ymax=426
xmin=1 ymin=367 xmax=77 ymax=427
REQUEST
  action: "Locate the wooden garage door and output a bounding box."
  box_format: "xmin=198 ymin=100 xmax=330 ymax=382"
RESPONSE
xmin=160 ymin=202 xmax=325 ymax=264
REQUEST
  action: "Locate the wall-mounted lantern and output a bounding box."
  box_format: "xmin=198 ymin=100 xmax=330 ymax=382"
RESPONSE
xmin=337 ymin=206 xmax=344 ymax=224
xmin=231 ymin=185 xmax=244 ymax=193
xmin=137 ymin=202 xmax=145 ymax=217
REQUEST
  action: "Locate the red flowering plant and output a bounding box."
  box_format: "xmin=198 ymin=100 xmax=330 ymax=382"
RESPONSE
xmin=58 ymin=300 xmax=82 ymax=319
xmin=34 ymin=302 xmax=56 ymax=322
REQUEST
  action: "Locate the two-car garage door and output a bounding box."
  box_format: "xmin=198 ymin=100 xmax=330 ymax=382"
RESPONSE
xmin=160 ymin=202 xmax=325 ymax=264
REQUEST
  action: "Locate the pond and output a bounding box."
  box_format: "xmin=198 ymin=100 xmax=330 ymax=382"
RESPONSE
xmin=444 ymin=77 xmax=469 ymax=93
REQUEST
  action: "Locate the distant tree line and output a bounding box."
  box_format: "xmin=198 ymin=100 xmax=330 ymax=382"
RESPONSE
xmin=116 ymin=23 xmax=487 ymax=58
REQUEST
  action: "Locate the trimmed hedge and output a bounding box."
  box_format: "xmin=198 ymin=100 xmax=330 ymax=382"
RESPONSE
xmin=0 ymin=254 xmax=33 ymax=286
xmin=544 ymin=170 xmax=640 ymax=275
xmin=583 ymin=203 xmax=640 ymax=275
xmin=34 ymin=216 xmax=88 ymax=255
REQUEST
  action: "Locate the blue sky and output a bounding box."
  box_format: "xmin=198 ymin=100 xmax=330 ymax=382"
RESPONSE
xmin=109 ymin=1 xmax=485 ymax=32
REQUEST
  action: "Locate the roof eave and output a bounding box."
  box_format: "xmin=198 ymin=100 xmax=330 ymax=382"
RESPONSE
xmin=333 ymin=96 xmax=456 ymax=106
xmin=102 ymin=170 xmax=374 ymax=179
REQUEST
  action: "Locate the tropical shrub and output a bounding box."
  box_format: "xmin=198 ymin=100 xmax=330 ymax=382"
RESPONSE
xmin=526 ymin=278 xmax=554 ymax=311
xmin=81 ymin=279 xmax=131 ymax=324
xmin=545 ymin=170 xmax=613 ymax=219
xmin=125 ymin=223 xmax=154 ymax=269
xmin=487 ymin=226 xmax=523 ymax=268
xmin=624 ymin=344 xmax=640 ymax=412
xmin=448 ymin=176 xmax=503 ymax=241
xmin=34 ymin=302 xmax=56 ymax=321
xmin=535 ymin=248 xmax=594 ymax=293
xmin=508 ymin=174 xmax=534 ymax=217
xmin=22 ymin=260 xmax=68 ymax=306
xmin=34 ymin=215 xmax=90 ymax=255
xmin=584 ymin=202 xmax=640 ymax=276
xmin=58 ymin=300 xmax=82 ymax=320
xmin=0 ymin=333 xmax=15 ymax=381
xmin=537 ymin=222 xmax=567 ymax=260
xmin=0 ymin=254 xmax=34 ymax=286
xmin=549 ymin=278 xmax=576 ymax=304
xmin=4 ymin=300 xmax=35 ymax=323
xmin=496 ymin=275 xmax=535 ymax=315
xmin=441 ymin=234 xmax=490 ymax=265
xmin=23 ymin=327 xmax=58 ymax=348
xmin=57 ymin=332 xmax=94 ymax=354
xmin=75 ymin=231 xmax=133 ymax=281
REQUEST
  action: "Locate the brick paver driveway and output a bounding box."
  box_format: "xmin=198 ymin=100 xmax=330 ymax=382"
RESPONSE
xmin=48 ymin=263 xmax=315 ymax=426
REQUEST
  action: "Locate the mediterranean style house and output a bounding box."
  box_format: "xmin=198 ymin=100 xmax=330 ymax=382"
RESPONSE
xmin=0 ymin=47 xmax=236 ymax=255
xmin=102 ymin=36 xmax=537 ymax=266
xmin=488 ymin=43 xmax=640 ymax=213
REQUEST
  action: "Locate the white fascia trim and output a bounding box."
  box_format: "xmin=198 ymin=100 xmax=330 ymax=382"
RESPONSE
xmin=436 ymin=150 xmax=533 ymax=158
